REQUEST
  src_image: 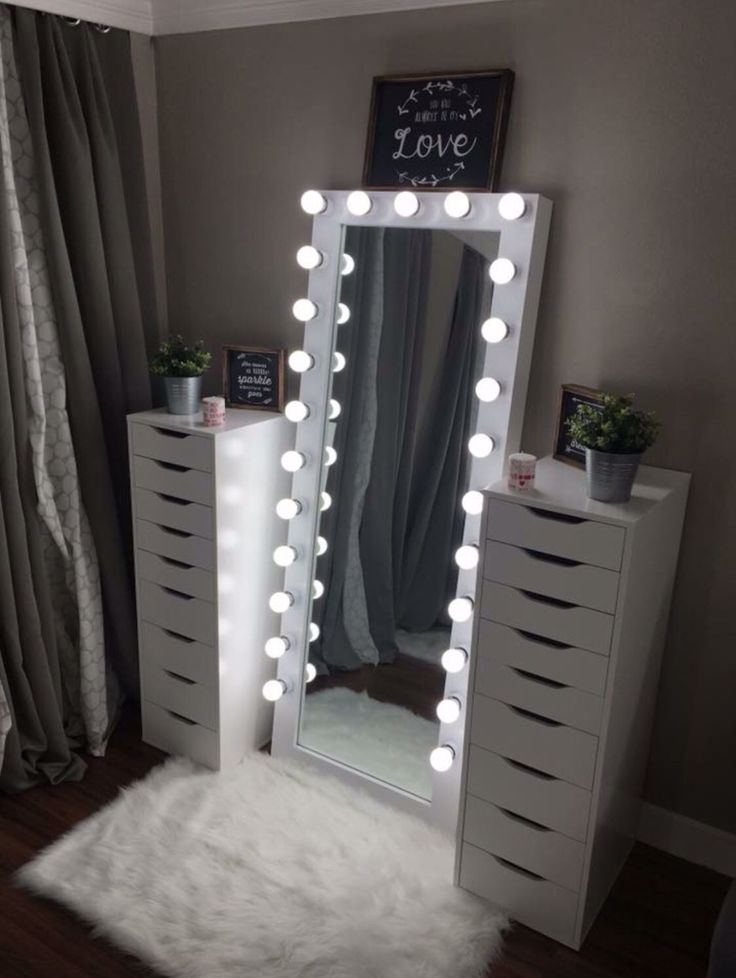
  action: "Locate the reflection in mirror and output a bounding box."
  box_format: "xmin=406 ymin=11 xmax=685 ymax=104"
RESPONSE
xmin=298 ymin=225 xmax=497 ymax=799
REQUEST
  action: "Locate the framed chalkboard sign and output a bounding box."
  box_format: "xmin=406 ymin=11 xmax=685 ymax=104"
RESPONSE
xmin=363 ymin=69 xmax=514 ymax=191
xmin=223 ymin=346 xmax=285 ymax=412
xmin=554 ymin=385 xmax=605 ymax=467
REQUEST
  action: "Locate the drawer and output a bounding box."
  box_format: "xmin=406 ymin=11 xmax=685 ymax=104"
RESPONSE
xmin=483 ymin=540 xmax=619 ymax=614
xmin=459 ymin=843 xmax=578 ymax=947
xmin=140 ymin=621 xmax=218 ymax=686
xmin=486 ymin=499 xmax=624 ymax=571
xmin=142 ymin=660 xmax=218 ymax=731
xmin=131 ymin=422 xmax=212 ymax=473
xmin=476 ymin=660 xmax=603 ymax=735
xmin=463 ymin=794 xmax=585 ymax=892
xmin=133 ymin=455 xmax=213 ymax=506
xmin=135 ymin=519 xmax=215 ymax=572
xmin=134 ymin=487 xmax=214 ymax=539
xmin=471 ymin=694 xmax=599 ymax=789
xmin=476 ymin=620 xmax=609 ymax=695
xmin=142 ymin=700 xmax=219 ymax=769
xmin=466 ymin=744 xmax=591 ymax=842
xmin=139 ymin=579 xmax=217 ymax=646
xmin=137 ymin=550 xmax=215 ymax=603
xmin=480 ymin=581 xmax=614 ymax=656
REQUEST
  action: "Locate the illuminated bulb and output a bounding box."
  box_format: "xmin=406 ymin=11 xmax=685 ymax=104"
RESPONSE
xmin=441 ymin=647 xmax=468 ymax=674
xmin=481 ymin=317 xmax=509 ymax=343
xmin=333 ymin=351 xmax=346 ymax=372
xmin=329 ymin=399 xmax=341 ymax=420
xmin=320 ymin=492 xmax=332 ymax=512
xmin=262 ymin=679 xmax=287 ymax=702
xmin=296 ymin=245 xmax=323 ymax=269
xmin=221 ymin=485 xmax=243 ymax=504
xmin=316 ymin=536 xmax=328 ymax=555
xmin=218 ymin=529 xmax=240 ymax=550
xmin=324 ymin=445 xmax=337 ymax=466
xmin=430 ymin=745 xmax=455 ymax=772
xmin=444 ymin=191 xmax=471 ymax=218
xmin=312 ymin=579 xmax=325 ymax=599
xmin=468 ymin=433 xmax=495 ymax=457
xmin=461 ymin=490 xmax=484 ymax=515
xmin=337 ymin=303 xmax=351 ymax=325
xmin=281 ymin=450 xmax=306 ymax=472
xmin=285 ymin=400 xmax=310 ymax=422
xmin=292 ymin=298 xmax=317 ymax=322
xmin=489 ymin=258 xmax=516 ymax=285
xmin=288 ymin=350 xmax=314 ymax=373
xmin=475 ymin=377 xmax=501 ymax=402
xmin=346 ymin=190 xmax=371 ymax=216
xmin=305 ymin=663 xmax=317 ymax=683
xmin=436 ymin=697 xmax=462 ymax=724
xmin=265 ymin=636 xmax=290 ymax=659
xmin=448 ymin=596 xmax=474 ymax=622
xmin=309 ymin=622 xmax=320 ymax=642
xmin=455 ymin=544 xmax=480 ymax=570
xmin=300 ymin=190 xmax=327 ymax=215
xmin=498 ymin=192 xmax=526 ymax=220
xmin=273 ymin=545 xmax=297 ymax=567
xmin=276 ymin=498 xmax=302 ymax=520
xmin=341 ymin=253 xmax=355 ymax=276
xmin=269 ymin=591 xmax=294 ymax=614
xmin=394 ymin=190 xmax=420 ymax=217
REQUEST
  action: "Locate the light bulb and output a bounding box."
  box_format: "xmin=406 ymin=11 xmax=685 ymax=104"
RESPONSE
xmin=320 ymin=492 xmax=332 ymax=511
xmin=309 ymin=622 xmax=320 ymax=642
xmin=489 ymin=258 xmax=516 ymax=285
xmin=301 ymin=190 xmax=327 ymax=215
xmin=468 ymin=433 xmax=495 ymax=457
xmin=296 ymin=245 xmax=323 ymax=269
xmin=394 ymin=191 xmax=420 ymax=217
xmin=262 ymin=679 xmax=287 ymax=702
xmin=448 ymin=596 xmax=474 ymax=622
xmin=273 ymin=545 xmax=297 ymax=567
xmin=430 ymin=745 xmax=455 ymax=772
xmin=441 ymin=648 xmax=468 ymax=674
xmin=305 ymin=663 xmax=317 ymax=683
xmin=221 ymin=485 xmax=243 ymax=504
xmin=475 ymin=377 xmax=501 ymax=402
xmin=288 ymin=350 xmax=314 ymax=373
xmin=332 ymin=351 xmax=346 ymax=372
xmin=329 ymin=399 xmax=341 ymax=420
xmin=436 ymin=697 xmax=462 ymax=724
xmin=455 ymin=544 xmax=479 ymax=569
xmin=276 ymin=498 xmax=302 ymax=520
xmin=285 ymin=400 xmax=310 ymax=422
xmin=324 ymin=446 xmax=337 ymax=466
xmin=218 ymin=529 xmax=240 ymax=550
xmin=269 ymin=591 xmax=294 ymax=614
xmin=481 ymin=317 xmax=509 ymax=344
xmin=312 ymin=579 xmax=324 ymax=599
xmin=293 ymin=298 xmax=318 ymax=322
xmin=461 ymin=490 xmax=484 ymax=515
xmin=316 ymin=536 xmax=328 ymax=555
xmin=337 ymin=303 xmax=351 ymax=325
xmin=498 ymin=192 xmax=526 ymax=220
xmin=444 ymin=191 xmax=471 ymax=218
xmin=281 ymin=451 xmax=306 ymax=472
xmin=341 ymin=253 xmax=355 ymax=276
xmin=347 ymin=190 xmax=371 ymax=216
xmin=265 ymin=636 xmax=290 ymax=659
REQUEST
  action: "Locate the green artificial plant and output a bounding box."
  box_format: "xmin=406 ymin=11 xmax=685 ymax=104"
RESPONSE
xmin=149 ymin=335 xmax=212 ymax=378
xmin=566 ymin=393 xmax=660 ymax=455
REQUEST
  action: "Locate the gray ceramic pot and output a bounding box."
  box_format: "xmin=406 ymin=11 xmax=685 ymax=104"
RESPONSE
xmin=164 ymin=375 xmax=203 ymax=415
xmin=585 ymin=448 xmax=641 ymax=503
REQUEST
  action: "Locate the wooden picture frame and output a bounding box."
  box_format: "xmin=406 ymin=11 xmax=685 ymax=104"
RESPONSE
xmin=362 ymin=69 xmax=514 ymax=191
xmin=553 ymin=384 xmax=605 ymax=467
xmin=222 ymin=346 xmax=285 ymax=412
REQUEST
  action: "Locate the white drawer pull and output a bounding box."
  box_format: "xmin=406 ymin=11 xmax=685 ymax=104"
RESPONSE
xmin=522 ymin=547 xmax=581 ymax=568
xmin=502 ymin=755 xmax=556 ymax=781
xmin=152 ymin=426 xmax=190 ymax=440
xmin=511 ymin=667 xmax=567 ymax=690
xmin=164 ymin=669 xmax=196 ymax=686
xmin=520 ymin=589 xmax=575 ymax=610
xmin=159 ymin=555 xmax=195 ymax=570
xmin=157 ymin=492 xmax=193 ymax=507
xmin=162 ymin=627 xmax=196 ymax=644
xmin=492 ymin=854 xmax=544 ymax=881
xmin=156 ymin=523 xmax=193 ymax=539
xmin=166 ymin=709 xmax=197 ymax=725
xmin=516 ymin=628 xmax=571 ymax=650
xmin=161 ymin=586 xmax=195 ymax=601
xmin=509 ymin=704 xmax=562 ymax=727
xmin=525 ymin=506 xmax=584 ymax=526
xmin=154 ymin=459 xmax=191 ymax=473
xmin=497 ymin=806 xmax=551 ymax=833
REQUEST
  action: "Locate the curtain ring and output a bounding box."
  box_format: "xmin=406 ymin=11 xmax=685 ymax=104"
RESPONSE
xmin=94 ymin=23 xmax=112 ymax=33
xmin=63 ymin=17 xmax=82 ymax=27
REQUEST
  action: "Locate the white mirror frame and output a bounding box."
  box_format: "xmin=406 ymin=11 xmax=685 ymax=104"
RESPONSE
xmin=269 ymin=190 xmax=552 ymax=833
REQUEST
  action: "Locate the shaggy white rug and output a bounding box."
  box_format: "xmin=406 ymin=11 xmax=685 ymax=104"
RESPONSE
xmin=18 ymin=752 xmax=506 ymax=978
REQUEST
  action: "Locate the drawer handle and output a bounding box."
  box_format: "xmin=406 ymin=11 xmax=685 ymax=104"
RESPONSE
xmin=511 ymin=666 xmax=567 ymax=690
xmin=164 ymin=669 xmax=196 ymax=686
xmin=159 ymin=555 xmax=195 ymax=570
xmin=157 ymin=523 xmax=193 ymax=539
xmin=497 ymin=805 xmax=551 ymax=833
xmin=491 ymin=854 xmax=545 ymax=881
xmin=519 ymin=588 xmax=575 ymax=610
xmin=525 ymin=506 xmax=585 ymax=526
xmin=521 ymin=547 xmax=581 ymax=568
xmin=162 ymin=628 xmax=195 ymax=644
xmin=157 ymin=492 xmax=193 ymax=507
xmin=502 ymin=756 xmax=556 ymax=781
xmin=151 ymin=426 xmax=190 ymax=440
xmin=508 ymin=704 xmax=562 ymax=727
xmin=155 ymin=459 xmax=191 ymax=473
xmin=515 ymin=628 xmax=571 ymax=651
xmin=161 ymin=585 xmax=195 ymax=601
xmin=166 ymin=709 xmax=197 ymax=726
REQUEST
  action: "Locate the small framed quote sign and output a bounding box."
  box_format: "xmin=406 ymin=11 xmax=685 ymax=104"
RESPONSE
xmin=554 ymin=385 xmax=605 ymax=467
xmin=223 ymin=346 xmax=285 ymax=412
xmin=363 ymin=69 xmax=514 ymax=190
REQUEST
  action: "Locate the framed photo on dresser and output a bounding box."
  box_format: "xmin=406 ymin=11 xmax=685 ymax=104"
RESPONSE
xmin=553 ymin=384 xmax=604 ymax=467
xmin=223 ymin=346 xmax=285 ymax=412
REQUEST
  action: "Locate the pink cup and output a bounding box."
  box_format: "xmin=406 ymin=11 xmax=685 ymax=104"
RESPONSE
xmin=202 ymin=396 xmax=226 ymax=427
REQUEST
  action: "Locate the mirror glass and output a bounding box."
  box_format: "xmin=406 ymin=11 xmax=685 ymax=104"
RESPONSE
xmin=298 ymin=225 xmax=498 ymax=800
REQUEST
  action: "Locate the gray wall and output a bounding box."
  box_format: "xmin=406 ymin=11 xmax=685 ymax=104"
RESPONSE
xmin=154 ymin=0 xmax=736 ymax=833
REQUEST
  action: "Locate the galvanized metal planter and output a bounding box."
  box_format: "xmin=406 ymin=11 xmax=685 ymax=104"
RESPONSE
xmin=585 ymin=448 xmax=641 ymax=503
xmin=164 ymin=376 xmax=203 ymax=415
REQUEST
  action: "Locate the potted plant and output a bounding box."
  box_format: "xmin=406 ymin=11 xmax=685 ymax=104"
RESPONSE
xmin=566 ymin=393 xmax=661 ymax=503
xmin=150 ymin=335 xmax=212 ymax=415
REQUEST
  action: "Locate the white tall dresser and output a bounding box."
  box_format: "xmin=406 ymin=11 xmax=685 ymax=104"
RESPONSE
xmin=127 ymin=408 xmax=291 ymax=769
xmin=456 ymin=456 xmax=690 ymax=949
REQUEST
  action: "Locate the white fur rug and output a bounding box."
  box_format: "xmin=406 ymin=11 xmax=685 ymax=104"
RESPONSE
xmin=18 ymin=752 xmax=506 ymax=978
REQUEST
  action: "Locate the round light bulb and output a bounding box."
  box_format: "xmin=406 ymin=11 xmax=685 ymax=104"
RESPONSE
xmin=324 ymin=445 xmax=337 ymax=466
xmin=329 ymin=399 xmax=341 ymax=420
xmin=444 ymin=191 xmax=471 ymax=218
xmin=468 ymin=433 xmax=495 ymax=458
xmin=276 ymin=498 xmax=301 ymax=520
xmin=273 ymin=545 xmax=297 ymax=567
xmin=288 ymin=350 xmax=314 ymax=373
xmin=337 ymin=303 xmax=351 ymax=325
xmin=489 ymin=258 xmax=516 ymax=285
xmin=332 ymin=351 xmax=346 ymax=372
xmin=312 ymin=579 xmax=325 ymax=599
xmin=347 ymin=190 xmax=372 ymax=216
xmin=430 ymin=745 xmax=455 ymax=772
xmin=301 ymin=190 xmax=327 ymax=215
xmin=316 ymin=536 xmax=328 ymax=556
xmin=320 ymin=492 xmax=332 ymax=512
xmin=281 ymin=451 xmax=306 ymax=472
xmin=285 ymin=400 xmax=310 ymax=422
xmin=309 ymin=622 xmax=320 ymax=642
xmin=305 ymin=663 xmax=317 ymax=683
xmin=394 ymin=190 xmax=420 ymax=217
xmin=475 ymin=377 xmax=501 ymax=402
xmin=341 ymin=253 xmax=355 ymax=276
xmin=262 ymin=679 xmax=287 ymax=702
xmin=441 ymin=647 xmax=468 ymax=674
xmin=498 ymin=192 xmax=526 ymax=221
xmin=455 ymin=545 xmax=480 ymax=570
xmin=296 ymin=245 xmax=323 ymax=270
xmin=292 ymin=298 xmax=318 ymax=322
xmin=448 ymin=596 xmax=474 ymax=622
xmin=461 ymin=490 xmax=484 ymax=515
xmin=269 ymin=591 xmax=294 ymax=614
xmin=265 ymin=636 xmax=290 ymax=659
xmin=481 ymin=317 xmax=509 ymax=344
xmin=436 ymin=697 xmax=462 ymax=724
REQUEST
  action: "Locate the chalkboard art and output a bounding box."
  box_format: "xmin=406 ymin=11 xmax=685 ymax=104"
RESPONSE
xmin=223 ymin=346 xmax=285 ymax=412
xmin=554 ymin=385 xmax=605 ymax=467
xmin=363 ymin=70 xmax=514 ymax=191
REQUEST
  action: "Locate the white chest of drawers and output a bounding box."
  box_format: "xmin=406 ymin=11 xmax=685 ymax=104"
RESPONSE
xmin=127 ymin=408 xmax=291 ymax=769
xmin=456 ymin=457 xmax=690 ymax=949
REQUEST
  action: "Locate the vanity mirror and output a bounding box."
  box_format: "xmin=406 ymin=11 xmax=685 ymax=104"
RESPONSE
xmin=268 ymin=190 xmax=552 ymax=831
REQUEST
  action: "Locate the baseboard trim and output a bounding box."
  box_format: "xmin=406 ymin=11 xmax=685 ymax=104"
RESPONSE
xmin=638 ymin=803 xmax=736 ymax=878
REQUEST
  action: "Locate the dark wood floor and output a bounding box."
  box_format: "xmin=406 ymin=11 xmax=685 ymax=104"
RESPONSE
xmin=0 ymin=708 xmax=728 ymax=978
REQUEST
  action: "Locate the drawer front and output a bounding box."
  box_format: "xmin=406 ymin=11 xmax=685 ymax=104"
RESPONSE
xmin=471 ymin=694 xmax=599 ymax=789
xmin=476 ymin=660 xmax=603 ymax=735
xmin=133 ymin=455 xmax=213 ymax=507
xmin=483 ymin=540 xmax=619 ymax=614
xmin=135 ymin=519 xmax=215 ymax=572
xmin=480 ymin=581 xmax=614 ymax=656
xmin=137 ymin=549 xmax=215 ymax=603
xmin=459 ymin=843 xmax=578 ymax=947
xmin=139 ymin=579 xmax=217 ymax=646
xmin=463 ymin=794 xmax=585 ymax=892
xmin=134 ymin=488 xmax=214 ymax=539
xmin=131 ymin=422 xmax=212 ymax=473
xmin=142 ymin=700 xmax=219 ymax=769
xmin=142 ymin=659 xmax=218 ymax=731
xmin=467 ymin=744 xmax=591 ymax=842
xmin=140 ymin=621 xmax=217 ymax=686
xmin=477 ymin=620 xmax=609 ymax=695
xmin=486 ymin=499 xmax=624 ymax=571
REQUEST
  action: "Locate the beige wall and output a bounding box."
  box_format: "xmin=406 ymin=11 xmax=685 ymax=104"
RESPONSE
xmin=154 ymin=0 xmax=736 ymax=833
